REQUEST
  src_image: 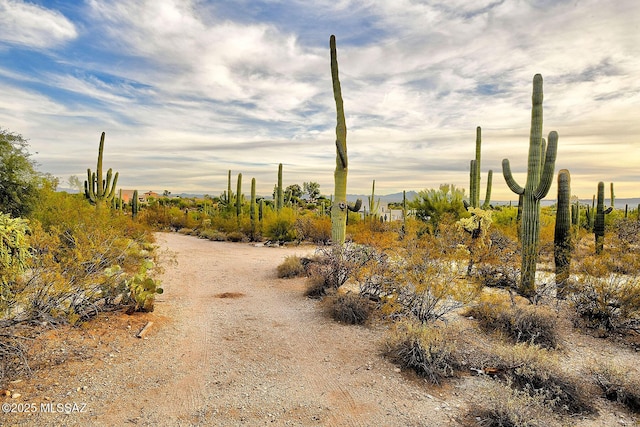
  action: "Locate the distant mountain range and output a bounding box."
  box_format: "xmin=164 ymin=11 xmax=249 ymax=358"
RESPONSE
xmin=58 ymin=187 xmax=640 ymax=210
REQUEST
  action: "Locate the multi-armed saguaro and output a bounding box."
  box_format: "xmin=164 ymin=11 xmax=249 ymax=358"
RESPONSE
xmin=329 ymin=34 xmax=361 ymax=244
xmin=502 ymin=74 xmax=558 ymax=297
xmin=85 ymin=132 xmax=119 ymax=209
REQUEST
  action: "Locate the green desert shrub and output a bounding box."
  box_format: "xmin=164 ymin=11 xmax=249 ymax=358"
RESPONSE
xmin=325 ymin=292 xmax=372 ymax=325
xmin=385 ymin=321 xmax=460 ymax=385
xmin=198 ymin=228 xmax=227 ymax=241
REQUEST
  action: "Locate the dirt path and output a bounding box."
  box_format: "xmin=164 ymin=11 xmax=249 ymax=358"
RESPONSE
xmin=6 ymin=232 xmax=459 ymax=426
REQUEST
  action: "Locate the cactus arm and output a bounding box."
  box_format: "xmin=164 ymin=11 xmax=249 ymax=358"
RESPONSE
xmin=533 ymin=131 xmax=558 ymax=200
xmin=107 ymin=171 xmax=119 ymax=201
xmin=348 ymin=199 xmax=362 ymax=212
xmin=482 ymin=170 xmax=493 ymax=209
xmin=470 ymin=159 xmax=477 ymax=206
xmin=502 ymin=159 xmax=525 ymax=195
xmin=96 ymin=132 xmax=105 ymax=198
xmin=473 ymin=126 xmax=481 ymax=207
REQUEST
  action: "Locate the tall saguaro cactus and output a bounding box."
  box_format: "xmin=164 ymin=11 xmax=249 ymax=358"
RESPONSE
xmin=595 ymin=181 xmax=613 ymax=254
xmin=276 ymin=163 xmax=284 ymax=212
xmin=329 ymin=34 xmax=350 ymax=244
xmin=236 ymin=173 xmax=243 ymax=220
xmin=502 ymin=74 xmax=558 ymax=297
xmin=131 ymin=189 xmax=139 ymax=219
xmin=554 ymin=170 xmax=572 ymax=294
xmin=250 ymin=178 xmax=257 ymax=239
xmin=84 ymin=132 xmax=119 ymax=209
xmin=469 ymin=127 xmax=493 ymax=209
xmin=368 ymin=180 xmax=380 ymax=219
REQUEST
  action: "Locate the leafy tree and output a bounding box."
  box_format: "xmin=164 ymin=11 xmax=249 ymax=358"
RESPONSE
xmin=286 ymin=184 xmax=303 ymax=199
xmin=303 ymin=181 xmax=321 ymax=201
xmin=411 ymin=184 xmax=468 ymax=232
xmin=0 ymin=128 xmax=41 ymax=217
xmin=68 ymin=175 xmax=83 ymax=192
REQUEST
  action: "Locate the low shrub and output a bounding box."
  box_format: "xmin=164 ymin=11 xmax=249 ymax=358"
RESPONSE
xmin=592 ymin=363 xmax=640 ymax=413
xmin=325 ymin=292 xmax=372 ymax=325
xmin=465 ymin=294 xmax=559 ymax=349
xmin=385 ymin=321 xmax=460 ymax=384
xmin=389 ymin=242 xmax=480 ymax=323
xmin=304 ymin=274 xmax=329 ymax=299
xmin=569 ymin=267 xmax=640 ymax=334
xmin=305 ymin=242 xmax=380 ymax=296
xmin=294 ymin=216 xmax=331 ymax=244
xmin=487 ymin=343 xmax=594 ymax=415
xmin=225 ymin=231 xmax=246 ymax=242
xmin=277 ymin=255 xmax=306 ymax=278
xmin=198 ymin=228 xmax=227 ymax=241
xmin=466 ymin=378 xmax=560 ymax=427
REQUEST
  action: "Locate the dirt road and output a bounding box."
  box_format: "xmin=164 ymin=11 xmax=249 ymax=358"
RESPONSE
xmin=7 ymin=232 xmax=458 ymax=426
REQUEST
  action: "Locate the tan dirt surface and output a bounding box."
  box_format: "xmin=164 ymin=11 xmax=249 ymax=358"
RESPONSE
xmin=2 ymin=233 xmax=459 ymax=426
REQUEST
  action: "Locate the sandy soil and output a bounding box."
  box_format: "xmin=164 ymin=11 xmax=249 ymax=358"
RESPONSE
xmin=3 ymin=232 xmax=639 ymax=426
xmin=3 ymin=233 xmax=460 ymax=426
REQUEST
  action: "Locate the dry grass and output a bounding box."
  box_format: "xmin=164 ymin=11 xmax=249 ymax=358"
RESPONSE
xmin=385 ymin=321 xmax=461 ymax=385
xmin=276 ymin=255 xmax=307 ymax=278
xmin=465 ymin=293 xmax=559 ymax=349
xmin=324 ymin=292 xmax=373 ymax=325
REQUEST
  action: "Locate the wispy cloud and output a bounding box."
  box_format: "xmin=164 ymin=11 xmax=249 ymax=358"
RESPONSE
xmin=0 ymin=0 xmax=638 ymax=201
xmin=0 ymin=0 xmax=77 ymax=49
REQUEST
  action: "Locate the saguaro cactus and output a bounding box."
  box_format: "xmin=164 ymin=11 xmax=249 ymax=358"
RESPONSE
xmin=502 ymin=74 xmax=558 ymax=297
xmin=250 ymin=178 xmax=257 ymax=239
xmin=554 ymin=170 xmax=572 ymax=294
xmin=329 ymin=35 xmax=354 ymax=244
xmin=595 ymin=181 xmax=613 ymax=254
xmin=84 ymin=132 xmax=119 ymax=209
xmin=276 ymin=163 xmax=284 ymax=212
xmin=236 ymin=173 xmax=243 ymax=219
xmin=368 ymin=180 xmax=380 ymax=219
xmin=132 ymin=190 xmax=139 ymax=219
xmin=610 ymin=182 xmax=615 ymax=209
xmin=469 ymin=127 xmax=494 ymax=209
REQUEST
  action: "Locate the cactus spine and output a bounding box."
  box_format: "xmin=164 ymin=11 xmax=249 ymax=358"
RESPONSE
xmin=554 ymin=170 xmax=572 ymax=294
xmin=594 ymin=181 xmax=613 ymax=254
xmin=84 ymin=132 xmax=119 ymax=209
xmin=329 ymin=34 xmax=349 ymax=244
xmin=132 ymin=190 xmax=139 ymax=219
xmin=469 ymin=127 xmax=493 ymax=209
xmin=276 ymin=163 xmax=284 ymax=212
xmin=502 ymin=74 xmax=558 ymax=297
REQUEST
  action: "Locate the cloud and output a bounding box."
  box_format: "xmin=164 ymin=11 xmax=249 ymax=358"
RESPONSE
xmin=0 ymin=0 xmax=638 ymax=201
xmin=0 ymin=0 xmax=77 ymax=49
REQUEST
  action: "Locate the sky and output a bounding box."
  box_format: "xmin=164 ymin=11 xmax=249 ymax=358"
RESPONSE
xmin=0 ymin=0 xmax=638 ymax=202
